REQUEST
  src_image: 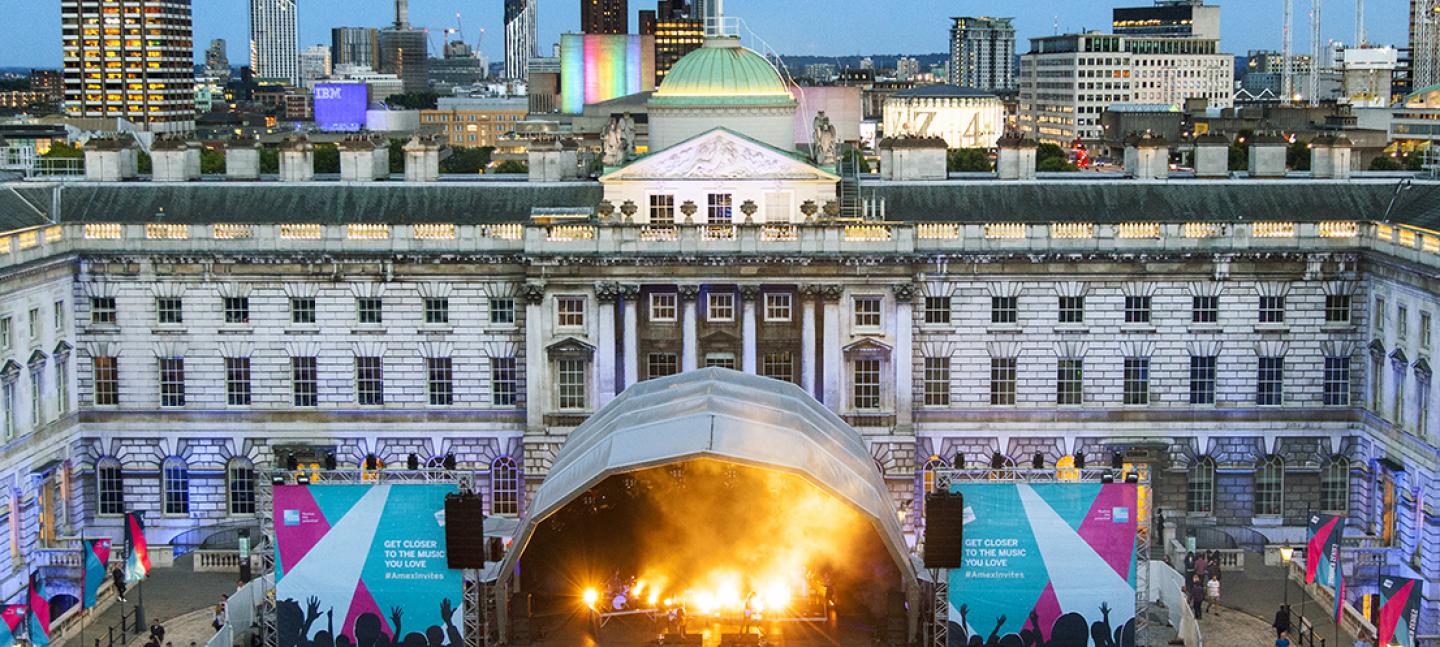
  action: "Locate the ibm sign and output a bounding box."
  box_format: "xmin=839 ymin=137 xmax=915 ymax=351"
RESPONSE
xmin=314 ymin=83 xmax=368 ymax=132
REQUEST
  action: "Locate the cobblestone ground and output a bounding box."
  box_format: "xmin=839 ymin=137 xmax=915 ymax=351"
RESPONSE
xmin=1195 ymin=554 xmax=1354 ymax=647
xmin=60 ymin=553 xmax=238 ymax=647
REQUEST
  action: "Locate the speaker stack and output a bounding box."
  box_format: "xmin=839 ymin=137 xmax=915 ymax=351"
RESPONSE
xmin=923 ymin=491 xmax=965 ymax=569
xmin=444 ymin=492 xmax=487 ymax=569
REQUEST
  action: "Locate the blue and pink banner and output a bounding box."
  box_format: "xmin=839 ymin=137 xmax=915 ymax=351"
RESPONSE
xmin=27 ymin=571 xmax=49 ymax=647
xmin=1377 ymin=576 xmax=1422 ymax=647
xmin=0 ymin=605 xmax=25 ymax=647
xmin=274 ymin=484 xmax=463 ymax=647
xmin=124 ymin=512 xmax=150 ymax=585
xmin=82 ymin=538 xmax=112 ymax=609
xmin=1305 ymin=513 xmax=1344 ymax=588
xmin=947 ymin=482 xmax=1139 ymax=647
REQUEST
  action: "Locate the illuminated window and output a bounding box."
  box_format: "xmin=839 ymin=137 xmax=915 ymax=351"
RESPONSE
xmin=490 ymin=456 xmax=520 ymax=516
xmin=707 ymin=193 xmax=733 ymax=224
xmin=853 ymin=296 xmax=882 ymax=328
xmin=707 ymin=292 xmax=735 ymax=322
xmin=650 ymin=293 xmax=678 ymax=322
xmin=161 ymin=457 xmax=189 ymax=516
xmin=556 ymin=296 xmax=586 ymax=328
xmin=764 ymin=293 xmax=792 ymax=322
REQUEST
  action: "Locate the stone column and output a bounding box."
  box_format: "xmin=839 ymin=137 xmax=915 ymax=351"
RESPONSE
xmin=820 ymin=285 xmax=843 ymax=410
xmin=892 ymin=283 xmax=916 ymax=432
xmin=741 ymin=286 xmax=760 ymax=374
xmin=801 ymin=288 xmax=818 ymax=396
xmin=621 ymin=285 xmax=640 ymax=389
xmin=595 ymin=282 xmax=620 ymax=406
xmin=523 ymin=283 xmax=547 ymax=431
xmin=680 ymin=285 xmax=700 ymax=372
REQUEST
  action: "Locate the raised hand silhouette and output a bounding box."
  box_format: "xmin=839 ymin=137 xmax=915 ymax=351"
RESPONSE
xmin=1091 ymin=602 xmax=1117 ymax=647
xmin=390 ymin=607 xmax=404 ymax=639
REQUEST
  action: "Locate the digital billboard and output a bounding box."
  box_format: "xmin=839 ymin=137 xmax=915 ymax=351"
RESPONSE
xmin=947 ymin=482 xmax=1139 ymax=647
xmin=274 ymin=484 xmax=463 ymax=647
xmin=314 ymin=83 xmax=369 ymax=132
xmin=559 ymin=33 xmax=655 ymax=114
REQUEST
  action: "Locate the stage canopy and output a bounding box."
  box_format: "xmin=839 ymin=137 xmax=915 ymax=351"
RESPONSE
xmin=497 ymin=367 xmax=919 ymax=596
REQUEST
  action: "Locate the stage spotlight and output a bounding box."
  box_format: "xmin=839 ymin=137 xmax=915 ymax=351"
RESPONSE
xmin=297 ymin=474 xmax=311 ymax=485
xmin=323 ymin=452 xmax=337 ymax=471
xmin=582 ymin=588 xmax=599 ymax=610
xmin=271 ymin=475 xmax=286 ymax=486
xmin=1101 ymin=472 xmax=1115 ymax=484
xmin=1125 ymin=472 xmax=1140 ymax=484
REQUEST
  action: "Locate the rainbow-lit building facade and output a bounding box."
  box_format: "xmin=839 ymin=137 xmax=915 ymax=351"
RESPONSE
xmin=560 ymin=33 xmax=656 ymax=114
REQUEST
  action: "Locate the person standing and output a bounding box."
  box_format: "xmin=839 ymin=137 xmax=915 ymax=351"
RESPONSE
xmin=1204 ymin=574 xmax=1221 ymax=614
xmin=112 ymin=566 xmax=128 ymax=602
xmin=1188 ymin=574 xmax=1205 ymax=618
xmin=1273 ymin=604 xmax=1292 ymax=639
xmin=150 ymin=622 xmax=165 ymax=645
xmin=1276 ymin=629 xmax=1292 ymax=647
xmin=1183 ymin=552 xmax=1196 ymax=579
xmin=1194 ymin=552 xmax=1209 ymax=581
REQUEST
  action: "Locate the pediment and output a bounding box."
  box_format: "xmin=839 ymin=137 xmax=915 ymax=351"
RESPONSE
xmin=843 ymin=336 xmax=893 ymax=355
xmin=601 ymin=128 xmax=839 ymax=182
xmin=547 ymin=337 xmax=596 ymax=360
xmin=700 ymin=329 xmax=740 ymax=344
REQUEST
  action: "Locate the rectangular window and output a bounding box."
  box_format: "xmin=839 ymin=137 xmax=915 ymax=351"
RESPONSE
xmin=764 ymin=293 xmax=792 ymax=322
xmin=292 ymin=357 xmax=318 ymax=407
xmin=94 ymin=356 xmax=119 ymax=405
xmin=991 ymin=358 xmax=1017 ymax=405
xmin=1058 ymin=296 xmax=1085 ymax=324
xmin=228 ymin=465 xmax=256 ymax=516
xmin=761 ymin=352 xmax=794 ymax=382
xmin=489 ymin=298 xmax=516 ymax=326
xmin=223 ymin=297 xmax=250 ymax=324
xmin=1376 ymin=297 xmax=1386 ymax=333
xmin=1056 ymin=358 xmax=1084 ymax=405
xmin=491 ymin=357 xmax=518 ymax=406
xmin=427 ymin=357 xmax=454 ymax=406
xmin=156 ymin=297 xmax=183 ymax=324
xmin=1258 ymin=296 xmax=1286 ymax=324
xmin=1256 ymin=357 xmax=1285 ymax=406
xmin=992 ymin=296 xmax=1018 ymax=324
xmin=357 ymin=298 xmax=383 ymax=324
xmin=707 ymin=292 xmax=735 ymax=322
xmin=1325 ymin=295 xmax=1352 ymax=324
xmin=1123 ymin=357 xmax=1150 ymax=405
xmin=853 ymin=296 xmax=882 ymax=328
xmin=30 ymin=369 xmax=41 ymax=426
xmin=90 ymin=297 xmax=116 ymax=325
xmin=923 ymin=297 xmax=952 ymax=325
xmin=225 ymin=357 xmax=252 ymax=406
xmin=54 ymin=301 xmax=65 ymax=333
xmin=649 ymin=194 xmax=675 ymax=225
xmin=159 ymin=357 xmax=185 ymax=407
xmin=55 ymin=360 xmax=68 ymax=415
xmin=706 ymin=353 xmax=737 ymax=370
xmin=707 ymin=193 xmax=733 ymax=224
xmin=1394 ymin=371 xmax=1406 ymax=426
xmin=162 ymin=463 xmax=188 ymax=515
xmin=852 ymin=359 xmax=881 ymax=410
xmin=1398 ymin=306 xmax=1409 ymax=342
xmin=1124 ymin=296 xmax=1152 ymax=324
xmin=424 ymin=298 xmax=450 ymax=325
xmin=27 ymin=308 xmax=39 ymax=339
xmin=1 ymin=381 xmax=13 ymax=439
xmin=0 ymin=317 xmax=9 ymax=351
xmin=650 ymin=293 xmax=678 ymax=322
xmin=1422 ymin=312 xmax=1433 ymax=350
xmin=556 ymin=359 xmax=587 ymax=410
xmin=1192 ymin=295 xmax=1219 ymax=323
xmin=923 ymin=357 xmax=951 ymax=406
xmin=355 ymin=356 xmax=384 ymax=406
xmin=1189 ymin=355 xmax=1217 ymax=405
xmin=556 ymin=296 xmax=586 ymax=328
xmin=290 ymin=297 xmax=316 ymax=324
xmin=647 ymin=353 xmax=679 ymax=380
xmin=1323 ymin=357 xmax=1351 ymax=406
xmin=97 ymin=464 xmax=124 ymax=516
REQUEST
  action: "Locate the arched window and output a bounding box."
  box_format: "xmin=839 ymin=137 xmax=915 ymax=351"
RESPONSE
xmin=161 ymin=457 xmax=189 ymax=516
xmin=490 ymin=456 xmax=520 ymax=516
xmin=96 ymin=458 xmax=124 ymax=516
xmin=1320 ymin=456 xmax=1350 ymax=513
xmin=1187 ymin=457 xmax=1216 ymax=514
xmin=227 ymin=458 xmax=256 ymax=516
xmin=1254 ymin=455 xmax=1285 ymax=517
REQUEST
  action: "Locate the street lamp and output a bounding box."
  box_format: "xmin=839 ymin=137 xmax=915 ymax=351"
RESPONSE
xmin=1278 ymin=546 xmax=1295 ymax=606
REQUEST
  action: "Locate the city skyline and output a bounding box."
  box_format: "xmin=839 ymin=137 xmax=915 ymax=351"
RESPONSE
xmin=0 ymin=0 xmax=1411 ymax=69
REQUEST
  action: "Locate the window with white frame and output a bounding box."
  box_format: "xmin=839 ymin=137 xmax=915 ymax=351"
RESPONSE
xmin=55 ymin=357 xmax=68 ymax=415
xmin=1 ymin=379 xmax=13 ymax=440
xmin=357 ymin=298 xmax=383 ymax=324
xmin=491 ymin=358 xmax=518 ymax=406
xmin=1256 ymin=357 xmax=1284 ymax=406
xmin=1056 ymin=358 xmax=1084 ymax=405
xmin=1394 ymin=367 xmax=1407 ymax=427
xmin=1124 ymin=296 xmax=1152 ymax=324
xmin=427 ymin=357 xmax=454 ymax=406
xmin=1372 ymin=356 xmax=1384 ymax=412
xmin=649 ymin=194 xmax=675 ymax=225
xmin=96 ymin=458 xmax=124 ymax=516
xmin=764 ymin=293 xmax=792 ymax=322
xmin=1192 ymin=295 xmax=1219 ymax=323
xmin=1187 ymin=457 xmax=1215 ymax=514
xmin=992 ymin=296 xmax=1018 ymax=324
xmin=650 ymin=293 xmax=678 ymax=322
xmin=355 ymin=356 xmax=384 ymax=406
xmin=707 ymin=193 xmax=733 ymax=224
xmin=647 ymin=353 xmax=679 ymax=380
xmin=290 ymin=298 xmax=316 ymax=324
xmin=923 ymin=357 xmax=951 ymax=406
xmin=852 ymin=359 xmax=881 ymax=410
xmin=1189 ymin=355 xmax=1217 ymax=405
xmin=761 ymin=352 xmax=794 ymax=382
xmin=556 ymin=359 xmax=588 ymax=409
xmin=27 ymin=308 xmax=39 ymax=339
xmin=489 ymin=298 xmax=516 ymax=326
xmin=853 ymin=296 xmax=882 ymax=328
xmin=1123 ymin=357 xmax=1150 ymax=405
xmin=556 ymin=296 xmax=586 ymax=328
xmin=90 ymin=297 xmax=117 ymax=325
xmin=1323 ymin=357 xmax=1351 ymax=406
xmin=490 ymin=456 xmax=520 ymax=515
xmin=159 ymin=357 xmax=186 ymax=407
xmin=223 ymin=297 xmax=250 ymax=324
xmin=1320 ymin=457 xmax=1349 ymax=513
xmin=1398 ymin=305 xmax=1409 ymax=342
xmin=707 ymin=292 xmax=735 ymax=322
xmin=705 ymin=353 xmax=737 ymax=370
xmin=30 ymin=368 xmax=42 ymax=426
xmin=292 ymin=357 xmax=318 ymax=407
xmin=1419 ymin=375 xmax=1431 ymax=435
xmin=1325 ymin=295 xmax=1352 ymax=324
xmin=1376 ymin=297 xmax=1386 ymax=333
xmin=424 ymin=298 xmax=450 ymax=325
xmin=1254 ymin=455 xmax=1285 ymax=517
xmin=1258 ymin=295 xmax=1286 ymax=324
xmin=1422 ymin=312 xmax=1433 ymax=350
xmin=923 ymin=297 xmax=951 ymax=325
xmin=1058 ymin=296 xmax=1085 ymax=324
xmin=225 ymin=357 xmax=252 ymax=406
xmin=54 ymin=301 xmax=64 ymax=333
xmin=162 ymin=457 xmax=189 ymax=516
xmin=991 ymin=357 xmax=1017 ymax=405
xmin=228 ymin=458 xmax=256 ymax=516
xmin=94 ymin=356 xmax=119 ymax=406
xmin=156 ymin=297 xmax=183 ymax=324
xmin=0 ymin=317 xmax=9 ymax=351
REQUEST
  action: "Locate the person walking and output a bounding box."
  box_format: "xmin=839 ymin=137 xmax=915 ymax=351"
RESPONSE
xmin=1183 ymin=551 xmax=1196 ymax=579
xmin=1204 ymin=574 xmax=1221 ymax=614
xmin=1273 ymin=604 xmax=1292 ymax=639
xmin=1193 ymin=552 xmax=1209 ymax=580
xmin=150 ymin=622 xmax=166 ymax=645
xmin=112 ymin=566 xmax=128 ymax=602
xmin=1188 ymin=574 xmax=1205 ymax=618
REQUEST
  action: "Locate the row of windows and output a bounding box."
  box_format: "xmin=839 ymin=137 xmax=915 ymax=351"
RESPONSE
xmin=90 ymin=296 xmax=519 ymax=327
xmin=2 ymin=359 xmax=70 ymax=441
xmin=92 ymin=356 xmax=521 ymax=408
xmin=1375 ymin=297 xmax=1435 ymax=351
xmin=1186 ymin=456 xmax=1351 ymax=516
xmin=0 ymin=301 xmax=66 ymax=353
xmin=94 ymin=455 xmax=524 ymax=517
xmin=918 ymin=294 xmax=1354 ymax=326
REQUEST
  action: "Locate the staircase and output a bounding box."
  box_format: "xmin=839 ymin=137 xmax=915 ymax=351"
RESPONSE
xmin=837 ymin=148 xmax=864 ymax=219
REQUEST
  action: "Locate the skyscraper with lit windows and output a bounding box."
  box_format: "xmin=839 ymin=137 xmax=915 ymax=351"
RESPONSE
xmin=249 ymin=0 xmax=299 ymax=84
xmin=61 ymin=0 xmax=196 ymax=133
xmin=505 ymin=0 xmax=538 ymax=80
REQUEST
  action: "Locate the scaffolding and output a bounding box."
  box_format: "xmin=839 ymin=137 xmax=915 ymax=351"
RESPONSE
xmin=927 ymin=468 xmax=1154 ymax=647
xmin=256 ymin=469 xmax=485 ymax=647
xmin=1417 ymin=0 xmax=1440 ymax=91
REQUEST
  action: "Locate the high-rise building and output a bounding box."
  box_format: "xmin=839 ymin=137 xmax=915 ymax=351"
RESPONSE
xmin=505 ymin=0 xmax=539 ymax=80
xmin=299 ymin=45 xmax=332 ymax=88
xmin=61 ymin=0 xmax=196 ymax=133
xmin=895 ymin=57 xmax=921 ymax=81
xmin=639 ymin=10 xmax=658 ymax=36
xmin=1113 ymin=0 xmax=1221 ymax=40
xmin=332 ymin=27 xmax=380 ymax=70
xmin=949 ymin=17 xmax=1017 ymax=91
xmin=658 ymin=0 xmax=690 ymax=19
xmin=1414 ymin=0 xmax=1440 ymax=89
xmin=653 ymin=1 xmax=704 ymax=85
xmin=249 ymin=0 xmax=299 ymax=85
xmin=583 ymin=0 xmax=629 ymax=34
xmin=205 ymin=39 xmax=231 ymax=83
xmin=379 ymin=0 xmax=429 ymax=93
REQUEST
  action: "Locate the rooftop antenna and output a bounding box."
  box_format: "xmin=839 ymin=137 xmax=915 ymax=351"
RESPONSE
xmin=1053 ymin=16 xmax=1059 ymax=36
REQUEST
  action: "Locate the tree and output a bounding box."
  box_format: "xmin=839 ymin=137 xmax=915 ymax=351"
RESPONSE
xmin=388 ymin=139 xmax=406 ymax=174
xmin=313 ymin=144 xmax=340 ymax=174
xmin=1034 ymin=143 xmax=1077 ymax=172
xmin=1286 ymin=139 xmax=1311 ymax=171
xmin=1369 ymin=155 xmax=1404 ymax=171
xmin=947 ymin=148 xmax=992 ymax=172
xmin=386 ymin=92 xmax=440 ymax=110
xmin=42 ymin=142 xmax=84 ymax=159
xmin=200 ymin=148 xmax=226 ymax=175
xmin=1227 ymin=130 xmax=1254 ymax=171
xmin=440 ymin=147 xmax=493 ymax=174
xmin=137 ymin=151 xmax=152 ymax=175
xmin=493 ymin=159 xmax=528 ymax=174
xmin=260 ymin=148 xmax=279 ymax=174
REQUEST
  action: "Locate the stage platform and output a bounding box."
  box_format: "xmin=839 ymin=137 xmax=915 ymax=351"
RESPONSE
xmin=521 ymin=609 xmax=891 ymax=646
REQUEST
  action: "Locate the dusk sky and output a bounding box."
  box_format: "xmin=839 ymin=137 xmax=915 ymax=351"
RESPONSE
xmin=0 ymin=0 xmax=1411 ymax=68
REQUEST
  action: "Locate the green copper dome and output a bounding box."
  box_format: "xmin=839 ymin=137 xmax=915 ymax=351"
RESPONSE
xmin=649 ymin=37 xmax=797 ymax=107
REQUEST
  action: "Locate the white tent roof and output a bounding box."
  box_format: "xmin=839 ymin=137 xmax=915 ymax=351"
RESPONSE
xmin=498 ymin=368 xmax=918 ymax=593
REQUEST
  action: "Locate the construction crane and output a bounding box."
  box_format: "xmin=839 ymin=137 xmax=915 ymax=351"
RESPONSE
xmin=1310 ymin=0 xmax=1321 ymax=106
xmin=1283 ymin=0 xmax=1294 ymax=103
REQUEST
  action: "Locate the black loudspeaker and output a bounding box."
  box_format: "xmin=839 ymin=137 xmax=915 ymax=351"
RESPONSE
xmin=443 ymin=453 xmax=457 ymax=471
xmin=1112 ymin=452 xmax=1125 ymax=469
xmin=990 ymin=452 xmax=1005 ymax=469
xmin=365 ymin=454 xmax=379 ymax=471
xmin=323 ymin=453 xmax=337 ymax=471
xmin=953 ymin=452 xmax=965 ymax=469
xmin=407 ymin=454 xmax=420 ymax=470
xmin=1075 ymin=453 xmax=1087 ymax=470
xmin=285 ymin=453 xmax=299 ymax=471
xmin=923 ymin=491 xmax=965 ymax=569
xmin=1032 ymin=453 xmax=1045 ymax=469
xmin=445 ymin=493 xmax=487 ymax=569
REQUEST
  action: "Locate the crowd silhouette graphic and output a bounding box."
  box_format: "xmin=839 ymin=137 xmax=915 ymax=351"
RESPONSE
xmin=953 ymin=603 xmax=1136 ymax=647
xmin=277 ymin=597 xmax=462 ymax=647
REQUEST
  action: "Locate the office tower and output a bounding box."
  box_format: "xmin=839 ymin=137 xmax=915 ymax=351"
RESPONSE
xmin=639 ymin=10 xmax=657 ymax=36
xmin=61 ymin=0 xmax=196 ymax=133
xmin=657 ymin=0 xmax=690 ymax=19
xmin=1113 ymin=0 xmax=1222 ymax=40
xmin=505 ymin=0 xmax=539 ymax=80
xmin=653 ymin=0 xmax=704 ymax=85
xmin=583 ymin=0 xmax=628 ymax=34
xmin=205 ymin=39 xmax=231 ymax=82
xmin=332 ymin=27 xmax=380 ymax=70
xmin=949 ymin=17 xmax=1016 ymax=91
xmin=379 ymin=0 xmax=429 ymax=93
xmin=299 ymin=45 xmax=332 ymax=87
xmin=250 ymin=0 xmax=299 ymax=84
